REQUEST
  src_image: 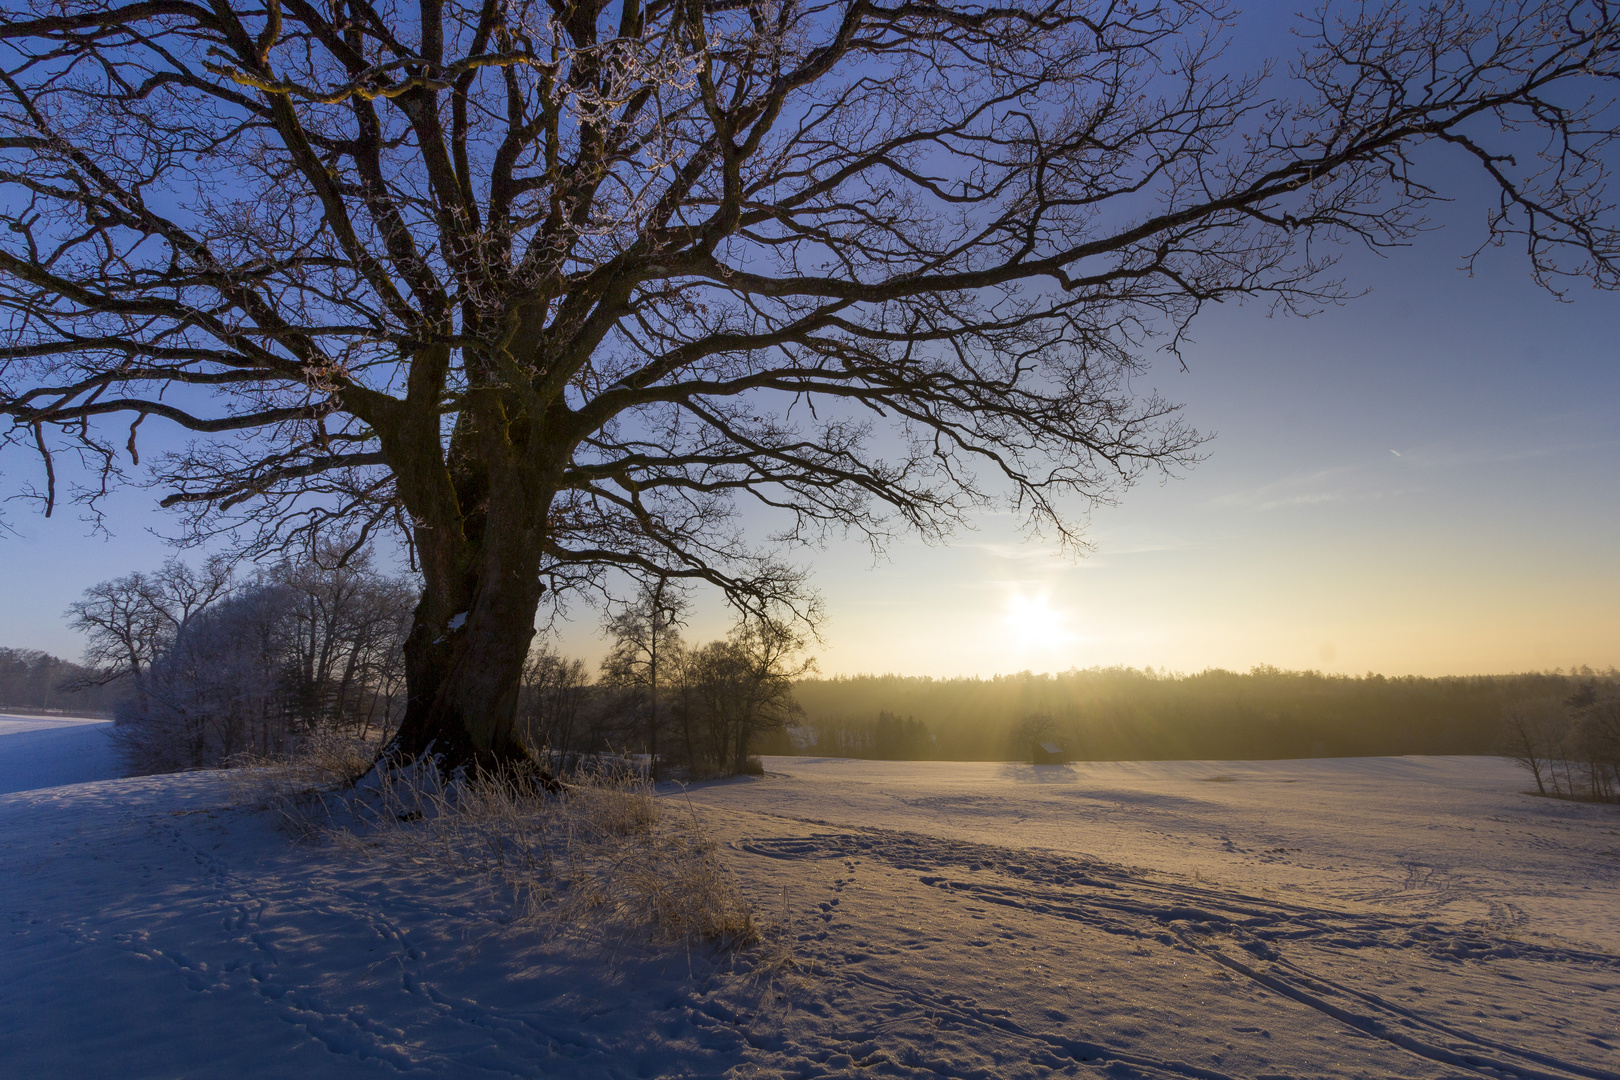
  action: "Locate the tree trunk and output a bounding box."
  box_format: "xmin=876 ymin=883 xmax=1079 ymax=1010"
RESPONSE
xmin=384 ymin=467 xmax=549 ymax=774
xmin=389 ymin=571 xmax=542 ymax=770
xmin=366 ymin=372 xmax=583 ymax=780
xmin=733 ymin=703 xmax=752 ymax=776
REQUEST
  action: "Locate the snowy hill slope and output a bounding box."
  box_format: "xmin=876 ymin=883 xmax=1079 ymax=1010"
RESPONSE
xmin=2 ymin=751 xmax=1615 ymax=1079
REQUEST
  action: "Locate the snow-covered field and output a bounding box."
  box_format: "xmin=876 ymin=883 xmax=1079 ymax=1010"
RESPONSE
xmin=3 ymin=736 xmax=1616 ymax=1079
xmin=0 ymin=712 xmax=116 ymax=795
xmin=695 ymin=756 xmax=1620 ymax=953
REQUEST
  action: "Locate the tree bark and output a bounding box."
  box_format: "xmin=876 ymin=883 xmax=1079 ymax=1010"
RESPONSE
xmin=383 ymin=421 xmax=555 ymax=773
xmin=389 ymin=552 xmax=543 ymax=769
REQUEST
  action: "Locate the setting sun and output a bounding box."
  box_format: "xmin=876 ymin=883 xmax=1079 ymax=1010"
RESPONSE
xmin=1002 ymin=589 xmax=1077 ymax=663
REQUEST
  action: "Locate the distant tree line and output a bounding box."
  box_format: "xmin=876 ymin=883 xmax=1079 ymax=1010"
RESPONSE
xmin=57 ymin=560 xmax=1610 ymax=781
xmin=0 ymin=647 xmax=122 ymax=716
xmin=779 ymin=667 xmax=1620 ymax=763
xmin=795 ymin=710 xmax=935 ymax=760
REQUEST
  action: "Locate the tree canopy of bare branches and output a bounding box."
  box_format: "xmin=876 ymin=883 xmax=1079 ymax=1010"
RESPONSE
xmin=65 ymin=556 xmax=234 ymax=704
xmin=5 ymin=0 xmax=1620 ymax=766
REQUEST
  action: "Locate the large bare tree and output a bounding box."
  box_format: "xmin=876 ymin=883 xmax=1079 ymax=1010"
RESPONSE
xmin=3 ymin=0 xmax=1619 ymax=768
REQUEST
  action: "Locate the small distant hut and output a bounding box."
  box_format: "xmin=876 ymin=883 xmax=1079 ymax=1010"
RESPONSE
xmin=1032 ymin=740 xmax=1068 ymax=765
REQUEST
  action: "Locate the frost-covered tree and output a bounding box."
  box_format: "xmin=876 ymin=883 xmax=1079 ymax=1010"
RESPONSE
xmin=113 ymin=585 xmax=298 ymax=773
xmin=98 ymin=552 xmax=413 ymax=772
xmin=6 ymin=0 xmax=1620 ymax=770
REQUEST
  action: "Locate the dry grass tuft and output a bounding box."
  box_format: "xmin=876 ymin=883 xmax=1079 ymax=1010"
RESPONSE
xmin=226 ymin=731 xmax=376 ymax=840
xmin=235 ymin=749 xmax=757 ymax=949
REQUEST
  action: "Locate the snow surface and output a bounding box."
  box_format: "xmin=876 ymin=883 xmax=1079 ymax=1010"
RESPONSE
xmin=2 ymin=752 xmax=1616 ymax=1079
xmin=694 ymin=755 xmax=1620 ymax=954
xmin=0 ymin=712 xmax=118 ymax=795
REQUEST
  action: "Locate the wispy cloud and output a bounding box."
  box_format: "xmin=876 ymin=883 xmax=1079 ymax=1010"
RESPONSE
xmin=1207 ymin=433 xmax=1596 ymax=512
xmin=960 ymin=541 xmax=1099 ymax=574
xmin=1209 ymin=462 xmax=1408 ymax=511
